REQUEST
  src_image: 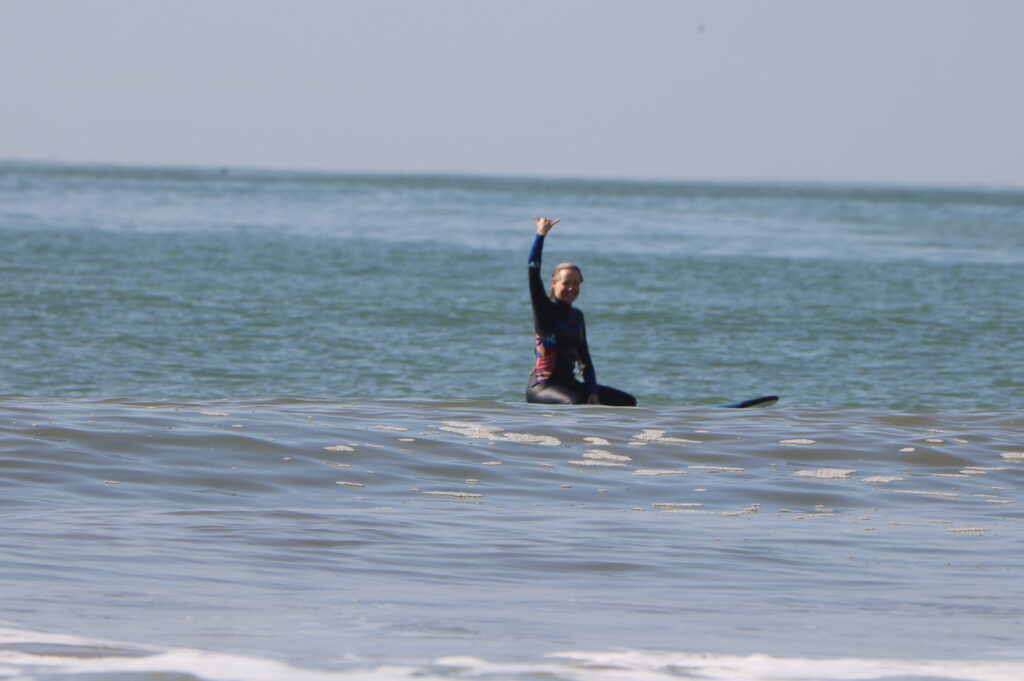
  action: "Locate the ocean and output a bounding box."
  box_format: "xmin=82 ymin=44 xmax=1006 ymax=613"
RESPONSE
xmin=1 ymin=161 xmax=1023 ymax=680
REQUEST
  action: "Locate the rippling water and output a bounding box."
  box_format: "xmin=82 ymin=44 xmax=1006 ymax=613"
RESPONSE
xmin=3 ymin=397 xmax=1024 ymax=679
xmin=3 ymin=161 xmax=1023 ymax=408
xmin=2 ymin=162 xmax=1023 ymax=679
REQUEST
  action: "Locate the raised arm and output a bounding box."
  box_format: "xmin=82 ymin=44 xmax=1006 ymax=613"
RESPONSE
xmin=528 ymin=217 xmax=559 ymax=310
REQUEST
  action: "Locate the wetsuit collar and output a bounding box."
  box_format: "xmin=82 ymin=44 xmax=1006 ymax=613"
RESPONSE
xmin=549 ymin=295 xmax=573 ymax=309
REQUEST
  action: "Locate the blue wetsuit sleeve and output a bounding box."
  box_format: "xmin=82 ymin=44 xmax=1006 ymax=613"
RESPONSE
xmin=528 ymin=234 xmax=550 ymax=313
xmin=582 ymin=364 xmax=597 ymax=394
xmin=528 ymin=233 xmax=544 ymax=270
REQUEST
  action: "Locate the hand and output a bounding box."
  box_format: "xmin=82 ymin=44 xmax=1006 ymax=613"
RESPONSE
xmin=586 ymin=393 xmax=600 ymax=405
xmin=534 ymin=216 xmax=560 ymax=235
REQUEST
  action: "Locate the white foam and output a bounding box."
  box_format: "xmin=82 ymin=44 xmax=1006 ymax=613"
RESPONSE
xmin=584 ymin=449 xmax=632 ymax=461
xmin=862 ymin=475 xmax=903 ymax=483
xmin=1001 ymin=451 xmax=1024 ymax=461
xmin=2 ymin=626 xmax=1021 ymax=681
xmin=421 ymin=490 xmax=483 ymax=499
xmin=779 ymin=438 xmax=815 ymax=446
xmin=887 ymin=489 xmax=960 ymax=498
xmin=324 ymin=445 xmax=355 ymax=452
xmin=948 ymin=526 xmax=990 ymax=535
xmin=441 ymin=650 xmax=1024 ymax=681
xmin=438 ymin=421 xmax=559 ymax=446
xmin=437 ymin=421 xmax=503 ymax=439
xmin=722 ymin=503 xmax=763 ymax=517
xmin=568 ymin=459 xmax=626 ymax=467
xmin=0 ymin=627 xmax=387 ymax=680
xmin=503 ymin=432 xmax=561 ymax=446
xmin=689 ymin=465 xmax=745 ymax=473
xmin=633 ymin=469 xmax=686 ymax=477
xmin=652 ymin=502 xmax=705 ymax=512
xmin=634 ymin=429 xmax=700 ymax=444
xmin=794 ymin=468 xmax=855 ymax=479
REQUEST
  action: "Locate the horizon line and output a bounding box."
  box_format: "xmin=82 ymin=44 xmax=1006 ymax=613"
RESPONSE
xmin=3 ymin=156 xmax=1021 ymax=195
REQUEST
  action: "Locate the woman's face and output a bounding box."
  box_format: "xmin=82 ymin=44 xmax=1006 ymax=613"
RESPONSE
xmin=552 ymin=269 xmax=582 ymax=304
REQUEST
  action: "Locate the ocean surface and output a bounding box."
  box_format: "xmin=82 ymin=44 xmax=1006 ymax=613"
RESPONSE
xmin=1 ymin=161 xmax=1023 ymax=680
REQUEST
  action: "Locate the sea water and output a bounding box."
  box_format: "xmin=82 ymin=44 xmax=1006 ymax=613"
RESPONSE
xmin=1 ymin=161 xmax=1023 ymax=680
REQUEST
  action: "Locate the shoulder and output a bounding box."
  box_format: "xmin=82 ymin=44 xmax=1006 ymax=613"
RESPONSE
xmin=569 ymin=306 xmax=586 ymax=326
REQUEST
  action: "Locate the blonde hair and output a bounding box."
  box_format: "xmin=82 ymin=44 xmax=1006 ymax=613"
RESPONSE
xmin=550 ymin=262 xmax=583 ymax=297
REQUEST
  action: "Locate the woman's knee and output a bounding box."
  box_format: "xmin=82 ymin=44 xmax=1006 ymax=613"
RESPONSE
xmin=527 ymin=382 xmax=580 ymax=404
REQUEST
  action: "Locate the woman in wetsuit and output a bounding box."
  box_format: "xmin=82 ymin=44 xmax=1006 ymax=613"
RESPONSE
xmin=526 ymin=216 xmax=636 ymax=406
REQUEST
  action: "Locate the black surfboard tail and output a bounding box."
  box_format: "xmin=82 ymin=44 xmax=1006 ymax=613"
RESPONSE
xmin=717 ymin=395 xmax=779 ymax=409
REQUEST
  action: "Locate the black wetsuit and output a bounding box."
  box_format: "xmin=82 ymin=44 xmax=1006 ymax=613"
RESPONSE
xmin=525 ymin=233 xmax=636 ymax=406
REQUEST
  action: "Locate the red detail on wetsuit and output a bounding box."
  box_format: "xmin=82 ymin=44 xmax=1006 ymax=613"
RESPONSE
xmin=533 ymin=334 xmax=557 ymax=381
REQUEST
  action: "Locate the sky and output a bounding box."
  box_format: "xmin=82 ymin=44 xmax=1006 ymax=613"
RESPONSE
xmin=2 ymin=0 xmax=1023 ymax=188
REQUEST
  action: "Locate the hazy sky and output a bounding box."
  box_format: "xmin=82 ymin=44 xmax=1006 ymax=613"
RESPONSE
xmin=2 ymin=0 xmax=1022 ymax=187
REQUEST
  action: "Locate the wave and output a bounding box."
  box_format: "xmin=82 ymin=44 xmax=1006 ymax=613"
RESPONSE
xmin=4 ymin=398 xmax=1023 ymax=669
xmin=4 ymin=395 xmax=1019 ymax=501
xmin=3 ymin=397 xmax=1022 ymax=518
xmin=2 ymin=626 xmax=1022 ymax=681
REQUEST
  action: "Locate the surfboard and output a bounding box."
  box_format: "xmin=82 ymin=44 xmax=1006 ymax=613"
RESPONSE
xmin=716 ymin=395 xmax=779 ymax=408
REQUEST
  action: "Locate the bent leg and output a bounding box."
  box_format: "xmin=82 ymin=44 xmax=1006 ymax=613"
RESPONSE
xmin=526 ymin=380 xmax=585 ymax=405
xmin=596 ymin=384 xmax=637 ymax=407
